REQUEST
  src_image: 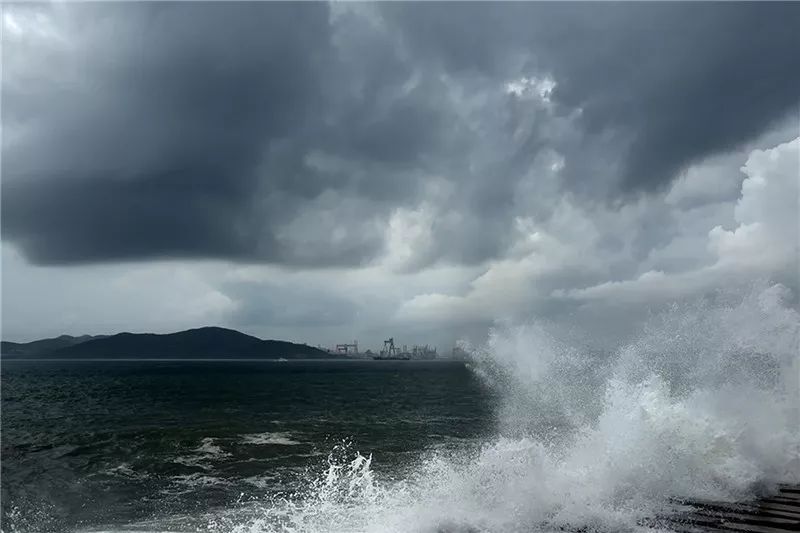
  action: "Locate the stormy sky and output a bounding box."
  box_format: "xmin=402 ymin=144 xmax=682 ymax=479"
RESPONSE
xmin=2 ymin=2 xmax=798 ymax=349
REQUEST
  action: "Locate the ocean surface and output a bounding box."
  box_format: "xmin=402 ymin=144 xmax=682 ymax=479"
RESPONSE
xmin=2 ymin=284 xmax=799 ymax=533
xmin=2 ymin=360 xmax=493 ymax=532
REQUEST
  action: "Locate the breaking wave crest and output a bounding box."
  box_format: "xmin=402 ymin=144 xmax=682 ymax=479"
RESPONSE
xmin=159 ymin=283 xmax=800 ymax=532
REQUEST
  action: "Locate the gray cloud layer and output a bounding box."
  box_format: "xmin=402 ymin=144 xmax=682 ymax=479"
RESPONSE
xmin=382 ymin=2 xmax=800 ymax=190
xmin=3 ymin=2 xmax=799 ymax=269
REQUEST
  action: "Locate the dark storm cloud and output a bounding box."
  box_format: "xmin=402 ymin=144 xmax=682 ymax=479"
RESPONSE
xmin=2 ymin=2 xmax=460 ymax=266
xmin=381 ymin=2 xmax=800 ymax=192
xmin=3 ymin=2 xmax=333 ymax=263
xmin=3 ymin=2 xmax=798 ymax=268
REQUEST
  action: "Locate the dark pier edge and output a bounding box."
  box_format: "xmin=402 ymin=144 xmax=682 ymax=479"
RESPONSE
xmin=642 ymin=484 xmax=800 ymax=533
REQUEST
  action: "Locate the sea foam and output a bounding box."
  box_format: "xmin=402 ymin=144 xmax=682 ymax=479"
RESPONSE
xmin=241 ymin=433 xmax=303 ymax=446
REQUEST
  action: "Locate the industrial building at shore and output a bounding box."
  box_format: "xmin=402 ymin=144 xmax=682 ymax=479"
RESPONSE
xmin=321 ymin=338 xmax=467 ymax=360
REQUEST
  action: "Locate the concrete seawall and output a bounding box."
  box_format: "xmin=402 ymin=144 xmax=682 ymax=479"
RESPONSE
xmin=646 ymin=484 xmax=800 ymax=533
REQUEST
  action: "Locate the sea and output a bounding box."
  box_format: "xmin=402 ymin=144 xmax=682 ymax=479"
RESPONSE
xmin=2 ymin=284 xmax=799 ymax=533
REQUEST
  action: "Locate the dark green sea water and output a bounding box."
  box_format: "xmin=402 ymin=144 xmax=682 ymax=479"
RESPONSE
xmin=1 ymin=360 xmax=494 ymax=532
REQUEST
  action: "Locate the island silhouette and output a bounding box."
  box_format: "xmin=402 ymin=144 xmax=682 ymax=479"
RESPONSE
xmin=1 ymin=327 xmax=335 ymax=359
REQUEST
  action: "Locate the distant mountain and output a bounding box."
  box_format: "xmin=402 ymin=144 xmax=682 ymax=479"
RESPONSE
xmin=2 ymin=327 xmax=335 ymax=359
xmin=1 ymin=334 xmax=107 ymax=357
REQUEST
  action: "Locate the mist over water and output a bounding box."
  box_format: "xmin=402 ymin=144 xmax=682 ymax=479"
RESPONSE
xmin=210 ymin=282 xmax=799 ymax=533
